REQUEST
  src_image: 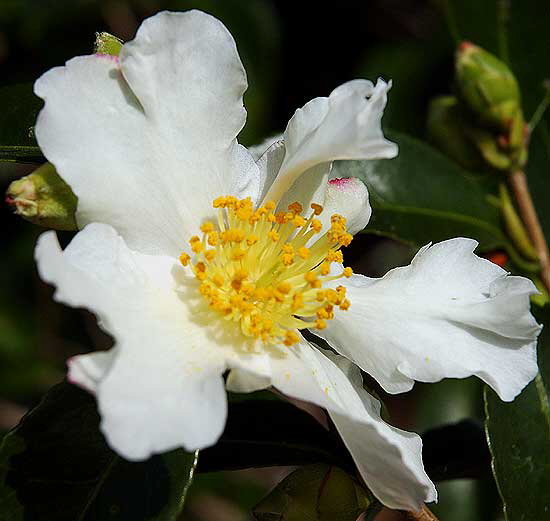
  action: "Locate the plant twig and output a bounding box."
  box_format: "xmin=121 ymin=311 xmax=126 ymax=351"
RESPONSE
xmin=509 ymin=169 xmax=550 ymax=292
xmin=405 ymin=506 xmax=440 ymax=521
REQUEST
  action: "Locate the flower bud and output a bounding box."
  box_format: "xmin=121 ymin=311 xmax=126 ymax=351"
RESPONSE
xmin=455 ymin=41 xmax=521 ymax=132
xmin=6 ymin=163 xmax=77 ymax=230
xmin=94 ymin=32 xmax=123 ymax=56
xmin=253 ymin=464 xmax=377 ymax=521
xmin=426 ymin=95 xmax=484 ymax=170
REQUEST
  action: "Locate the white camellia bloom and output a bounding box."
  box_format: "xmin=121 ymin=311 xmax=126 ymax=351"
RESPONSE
xmin=33 ymin=10 xmax=540 ymax=511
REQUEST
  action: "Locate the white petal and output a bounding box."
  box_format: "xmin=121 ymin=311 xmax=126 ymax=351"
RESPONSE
xmin=321 ymin=177 xmax=372 ymax=235
xmin=35 ymin=224 xmax=229 ymax=458
xmin=67 ymin=350 xmax=117 ymax=393
xmin=248 ymin=134 xmax=283 ymax=161
xmin=256 ymin=147 xmax=371 ymax=235
xmin=263 ymin=79 xmax=397 ymax=204
xmin=315 ymin=238 xmax=541 ymax=401
xmin=269 ymin=340 xmax=435 ymax=510
xmin=226 ymin=368 xmax=271 ymax=393
xmin=35 ymin=11 xmax=258 ymax=257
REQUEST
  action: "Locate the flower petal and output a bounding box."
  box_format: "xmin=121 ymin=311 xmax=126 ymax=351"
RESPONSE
xmin=35 ymin=10 xmax=258 ymax=257
xmin=262 ymin=78 xmax=397 ymax=204
xmin=315 ymin=238 xmax=541 ymax=401
xmin=322 ymin=177 xmax=372 ymax=235
xmin=269 ymin=340 xmax=435 ymax=510
xmin=35 ymin=224 xmax=229 ymax=458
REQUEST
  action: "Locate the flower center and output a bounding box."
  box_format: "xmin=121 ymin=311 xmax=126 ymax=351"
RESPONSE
xmin=179 ymin=196 xmax=353 ymax=347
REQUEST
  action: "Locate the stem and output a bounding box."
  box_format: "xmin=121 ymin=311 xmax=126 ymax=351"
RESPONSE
xmin=405 ymin=506 xmax=440 ymax=521
xmin=508 ymin=169 xmax=550 ymax=292
xmin=529 ymin=81 xmax=550 ymax=133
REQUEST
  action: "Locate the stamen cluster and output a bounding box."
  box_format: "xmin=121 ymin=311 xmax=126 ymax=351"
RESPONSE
xmin=179 ymin=196 xmax=353 ymax=348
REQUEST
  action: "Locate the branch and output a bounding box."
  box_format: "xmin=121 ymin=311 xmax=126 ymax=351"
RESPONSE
xmin=508 ymin=169 xmax=550 ymax=292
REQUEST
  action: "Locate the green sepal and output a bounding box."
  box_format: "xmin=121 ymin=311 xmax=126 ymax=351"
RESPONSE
xmin=94 ymin=31 xmax=123 ymax=56
xmin=6 ymin=162 xmax=78 ymax=230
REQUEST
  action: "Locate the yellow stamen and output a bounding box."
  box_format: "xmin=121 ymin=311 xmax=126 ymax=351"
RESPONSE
xmin=180 ymin=197 xmax=353 ymax=348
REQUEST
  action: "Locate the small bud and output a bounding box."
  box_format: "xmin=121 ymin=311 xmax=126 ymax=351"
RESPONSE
xmin=455 ymin=42 xmax=522 ymax=132
xmin=6 ymin=163 xmax=77 ymax=230
xmin=94 ymin=31 xmax=123 ymax=56
xmin=426 ymin=95 xmax=484 ymax=170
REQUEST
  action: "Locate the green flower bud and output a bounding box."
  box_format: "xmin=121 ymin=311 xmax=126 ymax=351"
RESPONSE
xmin=253 ymin=464 xmax=378 ymax=521
xmin=426 ymin=95 xmax=484 ymax=170
xmin=455 ymin=42 xmax=522 ymax=132
xmin=6 ymin=162 xmax=77 ymax=230
xmin=94 ymin=31 xmax=123 ymax=56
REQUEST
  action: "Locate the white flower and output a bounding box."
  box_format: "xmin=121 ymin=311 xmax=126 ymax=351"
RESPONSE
xmin=33 ymin=10 xmax=540 ymax=511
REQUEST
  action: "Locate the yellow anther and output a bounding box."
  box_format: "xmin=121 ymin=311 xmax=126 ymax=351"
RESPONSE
xmin=343 ymin=266 xmax=353 ymax=278
xmin=340 ymin=299 xmax=351 ymax=311
xmin=200 ymin=221 xmax=215 ymax=233
xmin=231 ymin=248 xmax=246 ymax=261
xmin=189 ymin=235 xmax=201 ymax=244
xmin=316 ymin=290 xmax=326 ymax=302
xmin=213 ymin=274 xmax=224 ymax=287
xmin=204 ymin=249 xmax=217 ymax=261
xmin=213 ymin=196 xmax=227 ymax=208
xmin=314 ymin=319 xmax=327 ymax=330
xmin=327 ymin=250 xmax=344 ymax=263
xmin=265 ymin=201 xmax=276 ymax=211
xmin=207 ymin=231 xmax=219 ymax=246
xmin=268 ymin=213 xmax=277 ymax=223
xmin=292 ymin=292 xmax=304 ymax=311
xmin=221 ymin=229 xmax=245 ymax=243
xmin=311 ymin=219 xmax=322 ymax=233
xmin=304 ymin=271 xmax=321 ymax=288
xmin=282 ymin=244 xmax=294 ymax=254
xmin=277 ymin=282 xmax=291 ymax=294
xmin=284 ymin=330 xmax=300 ymax=346
xmin=247 ymin=234 xmax=259 ymax=246
xmin=297 ymin=247 xmax=310 ymax=259
xmin=282 ymin=254 xmax=294 ymax=266
xmin=191 ymin=241 xmax=204 ymax=254
xmin=179 ymin=253 xmax=191 ymax=266
xmin=340 ymin=233 xmax=353 ymax=247
xmin=288 ymin=202 xmax=303 ymax=214
xmin=320 ymin=262 xmax=331 ymax=276
xmin=293 ymin=215 xmax=306 ymax=227
xmin=268 ymin=230 xmax=280 ymax=242
xmin=311 ymin=203 xmax=323 ymax=215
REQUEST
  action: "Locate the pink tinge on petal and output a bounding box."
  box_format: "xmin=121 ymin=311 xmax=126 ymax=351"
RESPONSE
xmin=329 ymin=177 xmax=353 ymax=189
xmin=94 ymin=53 xmax=120 ymax=63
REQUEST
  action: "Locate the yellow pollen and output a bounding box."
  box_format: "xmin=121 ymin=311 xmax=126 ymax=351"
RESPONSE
xmin=180 ymin=196 xmax=354 ymax=348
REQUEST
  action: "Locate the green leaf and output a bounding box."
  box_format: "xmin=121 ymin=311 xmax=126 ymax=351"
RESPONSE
xmin=331 ymin=132 xmax=506 ymax=251
xmin=199 ymin=394 xmax=353 ymax=473
xmin=0 ymin=83 xmax=44 ymax=163
xmin=0 ymin=381 xmax=197 ymax=521
xmin=253 ymin=464 xmax=380 ymax=521
xmin=484 ymin=305 xmax=550 ymax=521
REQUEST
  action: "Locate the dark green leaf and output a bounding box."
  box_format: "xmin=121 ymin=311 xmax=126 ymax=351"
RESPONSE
xmin=199 ymin=395 xmax=352 ymax=473
xmin=0 ymin=83 xmax=44 ymax=163
xmin=0 ymin=381 xmax=197 ymax=521
xmin=484 ymin=305 xmax=550 ymax=521
xmin=253 ymin=464 xmax=380 ymax=521
xmin=331 ymin=132 xmax=506 ymax=251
